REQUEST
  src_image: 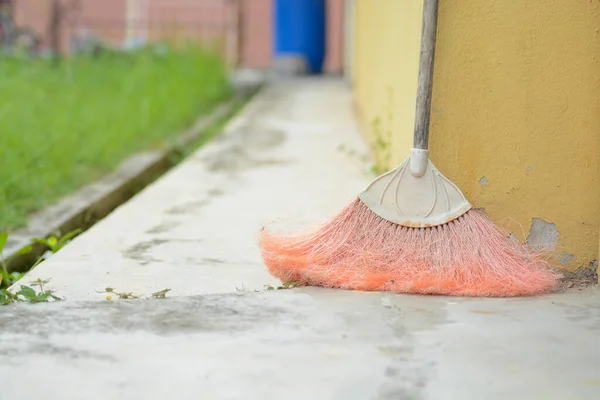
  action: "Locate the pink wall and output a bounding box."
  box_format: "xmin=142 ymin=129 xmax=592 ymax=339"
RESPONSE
xmin=76 ymin=0 xmax=127 ymax=44
xmin=324 ymin=0 xmax=343 ymax=74
xmin=13 ymin=0 xmax=344 ymax=73
xmin=239 ymin=0 xmax=272 ymax=69
xmin=14 ymin=0 xmax=127 ymax=51
xmin=145 ymin=0 xmax=228 ymax=45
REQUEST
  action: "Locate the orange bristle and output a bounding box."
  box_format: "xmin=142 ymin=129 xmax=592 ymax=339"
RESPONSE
xmin=258 ymin=198 xmax=561 ymax=297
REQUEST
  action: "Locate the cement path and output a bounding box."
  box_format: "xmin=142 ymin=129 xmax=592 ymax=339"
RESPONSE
xmin=3 ymin=78 xmax=599 ymax=400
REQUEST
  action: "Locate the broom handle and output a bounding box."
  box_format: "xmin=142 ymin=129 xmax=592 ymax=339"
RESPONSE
xmin=413 ymin=0 xmax=439 ymax=151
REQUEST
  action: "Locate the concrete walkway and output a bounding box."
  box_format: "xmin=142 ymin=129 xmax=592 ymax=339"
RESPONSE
xmin=3 ymin=79 xmax=600 ymax=400
xmin=13 ymin=78 xmax=373 ymax=300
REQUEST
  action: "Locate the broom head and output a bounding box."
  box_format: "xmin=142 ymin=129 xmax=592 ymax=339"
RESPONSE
xmin=259 ymin=151 xmax=561 ymax=297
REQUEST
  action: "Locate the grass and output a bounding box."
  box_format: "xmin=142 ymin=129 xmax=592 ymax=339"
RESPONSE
xmin=0 ymin=44 xmax=231 ymax=230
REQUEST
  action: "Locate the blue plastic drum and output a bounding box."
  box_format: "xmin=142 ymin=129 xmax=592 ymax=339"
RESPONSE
xmin=273 ymin=0 xmax=326 ymax=74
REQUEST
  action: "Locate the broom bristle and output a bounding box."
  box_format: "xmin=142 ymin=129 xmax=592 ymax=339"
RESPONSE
xmin=258 ymin=198 xmax=562 ymax=297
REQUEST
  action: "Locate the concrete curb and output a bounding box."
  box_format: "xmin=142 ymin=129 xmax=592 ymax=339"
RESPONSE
xmin=4 ymin=89 xmax=257 ymax=272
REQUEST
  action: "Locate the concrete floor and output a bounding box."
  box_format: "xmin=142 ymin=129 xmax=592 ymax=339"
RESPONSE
xmin=1 ymin=287 xmax=599 ymax=399
xmin=3 ymin=79 xmax=600 ymax=399
xmin=12 ymin=78 xmax=373 ymax=300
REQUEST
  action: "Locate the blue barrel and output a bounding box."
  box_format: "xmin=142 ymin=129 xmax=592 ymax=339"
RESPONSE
xmin=273 ymin=0 xmax=326 ymax=74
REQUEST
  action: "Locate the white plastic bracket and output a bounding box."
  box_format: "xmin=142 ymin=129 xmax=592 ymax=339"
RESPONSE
xmin=409 ymin=148 xmax=429 ymax=177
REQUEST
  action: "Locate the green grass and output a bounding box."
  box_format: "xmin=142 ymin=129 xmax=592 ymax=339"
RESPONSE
xmin=0 ymin=45 xmax=231 ymax=230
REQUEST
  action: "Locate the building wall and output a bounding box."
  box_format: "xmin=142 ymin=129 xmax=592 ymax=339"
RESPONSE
xmin=14 ymin=0 xmax=127 ymax=50
xmin=144 ymin=0 xmax=228 ymax=45
xmin=352 ymin=0 xmax=423 ymax=170
xmin=343 ymin=0 xmax=355 ymax=83
xmin=352 ymin=0 xmax=600 ymax=276
xmin=323 ymin=0 xmax=343 ymax=74
xmin=238 ymin=0 xmax=272 ymax=69
xmin=14 ymin=0 xmax=343 ymax=72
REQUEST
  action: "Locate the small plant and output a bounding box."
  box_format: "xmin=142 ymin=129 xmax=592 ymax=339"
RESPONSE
xmin=369 ymin=87 xmax=395 ymax=173
xmin=235 ymin=284 xmax=262 ymax=293
xmin=100 ymin=287 xmax=140 ymax=300
xmin=30 ymin=229 xmax=82 ymax=267
xmin=264 ymin=280 xmax=303 ymax=290
xmin=0 ymin=231 xmax=34 ymax=289
xmin=1 ymin=229 xmax=83 ymax=304
xmin=99 ymin=287 xmax=172 ymax=300
xmin=151 ymin=288 xmax=171 ymax=299
xmin=0 ymin=278 xmax=61 ymax=305
xmin=0 ymin=288 xmax=18 ymax=305
xmin=32 ymin=229 xmax=82 ymax=253
xmin=367 ymin=164 xmax=379 ymax=177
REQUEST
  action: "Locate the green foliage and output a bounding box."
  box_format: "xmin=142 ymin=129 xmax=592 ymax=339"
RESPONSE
xmin=370 ymin=86 xmax=395 ymax=173
xmin=151 ymin=288 xmax=171 ymax=299
xmin=0 ymin=278 xmax=60 ymax=305
xmin=0 ymin=289 xmax=17 ymax=305
xmin=0 ymin=44 xmax=231 ymax=230
xmin=100 ymin=287 xmax=140 ymax=300
xmin=98 ymin=286 xmax=171 ymax=300
xmin=1 ymin=229 xmax=81 ymax=303
xmin=1 ymin=231 xmax=33 ymax=288
xmin=30 ymin=229 xmax=82 ymax=268
xmin=31 ymin=229 xmax=82 ymax=253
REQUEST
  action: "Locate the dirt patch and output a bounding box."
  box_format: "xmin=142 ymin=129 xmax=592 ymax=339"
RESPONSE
xmin=123 ymin=238 xmax=205 ymax=265
xmin=145 ymin=221 xmax=181 ymax=234
xmin=165 ymin=199 xmax=211 ymax=215
xmin=553 ymin=260 xmax=598 ymax=292
xmin=197 ymin=88 xmax=293 ymax=174
xmin=202 ymin=127 xmax=290 ymax=173
xmin=0 ymin=292 xmax=290 ymax=336
xmin=123 ymin=239 xmax=170 ymax=265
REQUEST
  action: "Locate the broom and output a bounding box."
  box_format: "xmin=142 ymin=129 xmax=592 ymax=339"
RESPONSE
xmin=258 ymin=0 xmax=561 ymax=297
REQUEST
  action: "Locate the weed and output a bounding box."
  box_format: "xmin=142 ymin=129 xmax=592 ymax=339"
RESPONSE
xmin=369 ymin=86 xmax=395 ymax=173
xmin=264 ymin=280 xmax=303 ymax=290
xmin=0 ymin=231 xmax=34 ymax=289
xmin=0 ymin=278 xmax=61 ymax=305
xmin=367 ymin=164 xmax=379 ymax=177
xmin=98 ymin=287 xmax=172 ymax=300
xmin=151 ymin=288 xmax=171 ymax=299
xmin=32 ymin=229 xmax=82 ymax=253
xmin=30 ymin=229 xmax=82 ymax=268
xmin=100 ymin=287 xmax=140 ymax=300
xmin=0 ymin=289 xmax=18 ymax=305
xmin=1 ymin=228 xmax=82 ymax=295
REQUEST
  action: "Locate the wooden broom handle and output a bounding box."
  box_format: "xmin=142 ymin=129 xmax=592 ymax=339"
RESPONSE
xmin=413 ymin=0 xmax=439 ymax=150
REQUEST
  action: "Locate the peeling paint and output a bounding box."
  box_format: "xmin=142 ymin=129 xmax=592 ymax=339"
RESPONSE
xmin=478 ymin=176 xmax=488 ymax=187
xmin=526 ymin=218 xmax=559 ymax=251
xmin=560 ymin=260 xmax=598 ymax=282
xmin=557 ymin=251 xmax=576 ymax=266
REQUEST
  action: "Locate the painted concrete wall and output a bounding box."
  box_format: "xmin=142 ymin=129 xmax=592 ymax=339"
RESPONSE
xmin=352 ymin=0 xmax=423 ymax=170
xmin=352 ymin=0 xmax=600 ymax=275
xmin=324 ymin=0 xmax=343 ymax=74
xmin=238 ymin=0 xmax=272 ymax=69
xmin=14 ymin=0 xmax=223 ymax=52
xmin=14 ymin=0 xmax=127 ymax=51
xmin=14 ymin=0 xmax=344 ymax=72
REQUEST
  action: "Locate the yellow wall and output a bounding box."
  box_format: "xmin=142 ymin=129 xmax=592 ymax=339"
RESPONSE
xmin=352 ymin=0 xmax=600 ymax=274
xmin=352 ymin=0 xmax=423 ymax=169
